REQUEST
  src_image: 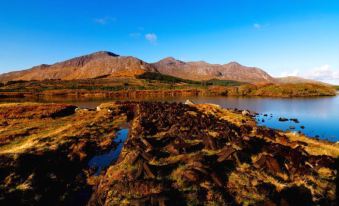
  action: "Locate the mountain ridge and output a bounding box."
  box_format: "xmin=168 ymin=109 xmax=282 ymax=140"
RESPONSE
xmin=152 ymin=57 xmax=274 ymax=82
xmin=0 ymin=51 xmax=318 ymax=84
xmin=276 ymin=76 xmax=332 ymax=86
xmin=0 ymin=51 xmax=157 ymax=82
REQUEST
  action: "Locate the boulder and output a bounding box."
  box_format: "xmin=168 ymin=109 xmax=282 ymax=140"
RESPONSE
xmin=278 ymin=117 xmax=288 ymax=122
xmin=184 ymin=100 xmax=194 ymax=105
xmin=242 ymin=110 xmax=250 ymax=116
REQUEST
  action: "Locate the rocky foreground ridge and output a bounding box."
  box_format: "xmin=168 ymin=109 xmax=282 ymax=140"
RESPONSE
xmin=0 ymin=102 xmax=338 ymax=205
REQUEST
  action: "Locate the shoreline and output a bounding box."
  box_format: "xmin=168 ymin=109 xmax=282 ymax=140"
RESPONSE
xmin=0 ymin=86 xmax=336 ymax=100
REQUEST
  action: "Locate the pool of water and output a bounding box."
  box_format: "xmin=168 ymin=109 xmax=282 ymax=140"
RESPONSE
xmin=2 ymin=95 xmax=339 ymax=142
xmin=88 ymin=128 xmax=129 ymax=175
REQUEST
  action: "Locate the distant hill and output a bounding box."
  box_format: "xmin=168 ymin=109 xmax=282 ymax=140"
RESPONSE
xmin=0 ymin=51 xmax=277 ymax=83
xmin=276 ymin=76 xmax=331 ymax=85
xmin=152 ymin=57 xmax=275 ymax=83
xmin=0 ymin=51 xmax=157 ymax=82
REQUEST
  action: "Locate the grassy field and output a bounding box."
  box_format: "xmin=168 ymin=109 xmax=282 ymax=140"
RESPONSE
xmin=208 ymin=82 xmax=336 ymax=97
xmin=244 ymin=83 xmax=336 ymax=97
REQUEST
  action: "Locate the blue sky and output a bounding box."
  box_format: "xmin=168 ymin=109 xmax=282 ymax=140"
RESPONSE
xmin=0 ymin=0 xmax=339 ymax=83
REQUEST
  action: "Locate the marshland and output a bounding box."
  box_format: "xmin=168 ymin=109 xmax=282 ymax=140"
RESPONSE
xmin=0 ymin=101 xmax=338 ymax=205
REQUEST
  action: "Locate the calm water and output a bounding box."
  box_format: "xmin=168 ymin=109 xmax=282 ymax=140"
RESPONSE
xmin=186 ymin=96 xmax=339 ymax=142
xmin=88 ymin=128 xmax=129 ymax=175
xmin=1 ymin=95 xmax=339 ymax=142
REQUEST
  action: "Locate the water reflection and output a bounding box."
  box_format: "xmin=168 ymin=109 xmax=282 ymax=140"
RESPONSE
xmin=88 ymin=128 xmax=129 ymax=176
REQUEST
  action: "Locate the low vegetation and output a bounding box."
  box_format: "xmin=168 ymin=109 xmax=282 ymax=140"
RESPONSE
xmin=136 ymin=72 xmax=200 ymax=84
xmin=225 ymin=83 xmax=337 ymax=97
xmin=0 ymin=102 xmax=337 ymax=205
xmin=0 ymin=103 xmax=127 ymax=205
xmin=136 ymin=72 xmax=243 ymax=87
xmin=0 ymin=74 xmax=336 ymax=99
xmin=0 ymin=103 xmax=76 ymax=119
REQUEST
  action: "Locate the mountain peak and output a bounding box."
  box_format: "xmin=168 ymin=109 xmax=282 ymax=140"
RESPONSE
xmin=0 ymin=52 xmax=275 ymax=83
xmin=152 ymin=59 xmax=275 ymax=82
xmin=157 ymin=57 xmax=186 ymax=65
xmin=0 ymin=51 xmax=155 ymax=82
xmin=227 ymin=61 xmax=241 ymax=66
xmin=55 ymin=51 xmax=120 ymax=68
xmin=160 ymin=57 xmax=178 ymax=62
xmin=90 ymin=51 xmax=119 ymax=57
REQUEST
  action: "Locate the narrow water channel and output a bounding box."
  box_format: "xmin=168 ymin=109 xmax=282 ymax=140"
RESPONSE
xmin=88 ymin=128 xmax=129 ymax=175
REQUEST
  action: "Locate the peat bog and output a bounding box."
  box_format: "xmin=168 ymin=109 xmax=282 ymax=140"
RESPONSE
xmin=0 ymin=101 xmax=338 ymax=205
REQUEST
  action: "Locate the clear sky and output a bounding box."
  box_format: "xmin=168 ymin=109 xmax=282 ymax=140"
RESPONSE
xmin=0 ymin=0 xmax=339 ymax=83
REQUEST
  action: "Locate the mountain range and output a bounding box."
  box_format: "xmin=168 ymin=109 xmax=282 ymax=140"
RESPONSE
xmin=0 ymin=51 xmax=316 ymax=84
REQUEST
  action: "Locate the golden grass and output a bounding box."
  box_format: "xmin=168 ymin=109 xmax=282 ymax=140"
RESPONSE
xmin=193 ymin=103 xmax=255 ymax=126
xmin=194 ymin=103 xmax=339 ymax=158
xmin=285 ymin=132 xmax=339 ymax=158
xmin=194 ymin=103 xmax=338 ymax=205
xmin=0 ymin=102 xmax=337 ymax=205
xmin=0 ymin=104 xmax=124 ymax=155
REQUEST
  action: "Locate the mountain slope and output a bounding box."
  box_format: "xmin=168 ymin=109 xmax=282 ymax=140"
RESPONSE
xmin=276 ymin=76 xmax=331 ymax=85
xmin=1 ymin=52 xmax=275 ymax=83
xmin=152 ymin=57 xmax=275 ymax=82
xmin=0 ymin=51 xmax=157 ymax=82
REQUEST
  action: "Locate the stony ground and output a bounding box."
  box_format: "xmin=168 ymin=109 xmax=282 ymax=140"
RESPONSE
xmin=0 ymin=102 xmax=338 ymax=206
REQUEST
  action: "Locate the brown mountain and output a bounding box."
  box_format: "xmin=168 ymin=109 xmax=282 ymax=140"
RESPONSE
xmin=0 ymin=51 xmax=157 ymax=82
xmin=276 ymin=76 xmax=331 ymax=85
xmin=152 ymin=57 xmax=275 ymax=82
xmin=0 ymin=51 xmax=275 ymax=83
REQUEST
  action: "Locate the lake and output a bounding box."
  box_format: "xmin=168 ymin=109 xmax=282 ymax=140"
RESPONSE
xmin=1 ymin=95 xmax=338 ymax=142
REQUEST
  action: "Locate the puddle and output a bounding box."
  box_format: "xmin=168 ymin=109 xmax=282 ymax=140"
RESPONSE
xmin=88 ymin=128 xmax=129 ymax=175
